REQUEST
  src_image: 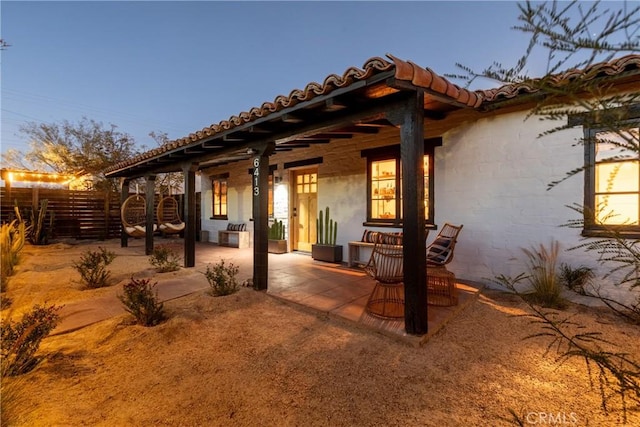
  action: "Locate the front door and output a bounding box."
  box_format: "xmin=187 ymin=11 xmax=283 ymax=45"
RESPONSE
xmin=292 ymin=168 xmax=317 ymax=252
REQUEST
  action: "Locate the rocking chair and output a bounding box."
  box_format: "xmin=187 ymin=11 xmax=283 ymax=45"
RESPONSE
xmin=157 ymin=196 xmax=185 ymax=235
xmin=364 ymin=233 xmax=405 ymax=319
xmin=121 ymin=194 xmax=157 ymax=238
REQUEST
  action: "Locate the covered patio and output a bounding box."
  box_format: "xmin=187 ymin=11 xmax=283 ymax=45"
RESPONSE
xmin=183 ymin=241 xmax=481 ymax=346
xmin=105 ymin=55 xmax=484 ymax=336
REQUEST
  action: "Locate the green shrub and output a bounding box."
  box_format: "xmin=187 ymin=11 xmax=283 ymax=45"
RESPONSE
xmin=118 ymin=277 xmax=165 ymax=326
xmin=1 ymin=304 xmax=61 ymax=376
xmin=204 ymin=259 xmax=240 ymax=296
xmin=559 ymin=263 xmax=595 ymax=295
xmin=73 ymin=246 xmax=116 ymax=288
xmin=149 ymin=245 xmax=181 ymax=272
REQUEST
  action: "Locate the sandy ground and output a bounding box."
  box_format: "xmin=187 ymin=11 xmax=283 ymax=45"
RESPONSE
xmin=2 ymin=239 xmax=639 ymax=426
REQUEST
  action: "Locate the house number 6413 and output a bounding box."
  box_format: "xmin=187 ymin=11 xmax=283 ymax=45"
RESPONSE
xmin=253 ymin=157 xmax=260 ymax=196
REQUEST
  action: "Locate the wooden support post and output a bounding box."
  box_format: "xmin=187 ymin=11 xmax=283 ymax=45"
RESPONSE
xmin=390 ymin=92 xmax=428 ymax=335
xmin=145 ymin=175 xmax=156 ymax=255
xmin=252 ymin=142 xmax=275 ymax=291
xmin=120 ymin=179 xmax=130 ymax=248
xmin=182 ymin=162 xmax=198 ymax=268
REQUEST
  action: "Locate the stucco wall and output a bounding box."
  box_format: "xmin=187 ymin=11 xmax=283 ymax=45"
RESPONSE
xmin=198 ymin=113 xmax=634 ymax=302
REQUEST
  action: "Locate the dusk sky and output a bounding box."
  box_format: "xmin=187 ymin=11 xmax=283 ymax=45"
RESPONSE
xmin=0 ymin=1 xmax=616 ymax=156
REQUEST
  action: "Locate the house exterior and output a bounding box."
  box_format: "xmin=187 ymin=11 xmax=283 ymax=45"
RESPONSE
xmin=105 ymin=54 xmax=640 ymax=334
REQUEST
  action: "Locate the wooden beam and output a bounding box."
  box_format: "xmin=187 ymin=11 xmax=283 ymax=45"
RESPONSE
xmin=144 ymin=174 xmax=156 ymax=256
xmin=337 ymin=125 xmax=380 ymax=134
xmin=182 ymin=162 xmax=198 ymax=267
xmin=120 ymin=178 xmax=130 ymax=248
xmin=223 ymin=135 xmax=245 ymax=142
xmin=324 ymin=98 xmax=347 ymax=111
xmin=252 ymin=142 xmax=276 ymax=291
xmin=308 ymin=133 xmax=353 ymax=139
xmin=389 ymin=92 xmax=428 ymax=336
xmin=281 ymin=113 xmax=304 ymax=123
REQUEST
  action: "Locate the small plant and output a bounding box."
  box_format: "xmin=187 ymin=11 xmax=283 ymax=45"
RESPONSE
xmin=268 ymin=219 xmax=285 ymax=240
xmin=521 ymin=241 xmax=565 ymax=308
xmin=73 ymin=246 xmax=116 ymax=288
xmin=149 ymin=245 xmax=181 ymax=272
xmin=22 ymin=199 xmax=54 ymax=245
xmin=317 ymin=206 xmax=338 ymax=245
xmin=559 ymin=263 xmax=595 ymax=296
xmin=1 ymin=218 xmax=26 ymax=292
xmin=1 ymin=304 xmax=61 ymax=376
xmin=118 ymin=277 xmax=165 ymax=327
xmin=203 ymin=259 xmax=240 ymax=296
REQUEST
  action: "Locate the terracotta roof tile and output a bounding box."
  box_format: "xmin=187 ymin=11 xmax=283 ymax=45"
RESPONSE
xmin=106 ymin=54 xmax=639 ymax=175
xmin=480 ymin=54 xmax=640 ymax=102
xmin=387 ymin=55 xmax=482 ymax=108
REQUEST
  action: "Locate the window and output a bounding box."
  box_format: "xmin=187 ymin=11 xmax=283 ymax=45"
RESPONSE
xmin=211 ymin=176 xmax=228 ymax=219
xmin=364 ymin=143 xmax=435 ymax=226
xmin=584 ymin=122 xmax=640 ymax=236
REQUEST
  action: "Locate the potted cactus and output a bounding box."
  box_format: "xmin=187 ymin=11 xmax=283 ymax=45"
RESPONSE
xmin=311 ymin=207 xmax=343 ymax=263
xmin=268 ymin=219 xmax=287 ymax=254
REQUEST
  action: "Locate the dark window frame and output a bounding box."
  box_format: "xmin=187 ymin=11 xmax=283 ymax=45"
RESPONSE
xmin=582 ymin=112 xmax=640 ymax=238
xmin=362 ymin=140 xmax=438 ymax=227
xmin=210 ymin=173 xmax=229 ymax=220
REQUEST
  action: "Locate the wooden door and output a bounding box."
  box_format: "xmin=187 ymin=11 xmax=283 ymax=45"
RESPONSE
xmin=292 ymin=169 xmax=317 ymax=251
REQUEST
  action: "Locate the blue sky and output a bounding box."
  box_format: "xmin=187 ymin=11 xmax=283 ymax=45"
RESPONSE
xmin=0 ymin=1 xmax=578 ymax=155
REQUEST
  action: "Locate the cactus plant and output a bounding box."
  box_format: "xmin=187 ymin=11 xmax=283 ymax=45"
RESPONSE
xmin=268 ymin=219 xmax=285 ymax=240
xmin=316 ymin=206 xmax=337 ymax=246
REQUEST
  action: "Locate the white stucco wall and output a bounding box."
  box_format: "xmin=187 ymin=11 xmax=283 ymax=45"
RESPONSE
xmin=437 ymin=110 xmax=634 ymax=302
xmin=197 ymin=111 xmax=636 ymax=303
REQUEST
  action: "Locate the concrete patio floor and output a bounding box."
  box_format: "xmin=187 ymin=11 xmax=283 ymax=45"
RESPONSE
xmin=192 ymin=241 xmax=482 ymax=347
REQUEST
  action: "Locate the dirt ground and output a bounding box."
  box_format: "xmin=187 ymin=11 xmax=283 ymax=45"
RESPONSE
xmin=2 ymin=239 xmax=639 ymax=426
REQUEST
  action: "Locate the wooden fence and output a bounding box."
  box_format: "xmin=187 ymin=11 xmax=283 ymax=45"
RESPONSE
xmin=1 ymin=188 xmax=201 ymax=241
xmin=1 ymin=188 xmax=122 ymax=239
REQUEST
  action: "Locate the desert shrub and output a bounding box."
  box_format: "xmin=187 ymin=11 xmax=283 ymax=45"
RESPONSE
xmin=73 ymin=246 xmax=116 ymax=288
xmin=1 ymin=219 xmax=26 ymax=292
xmin=521 ymin=241 xmax=565 ymax=308
xmin=1 ymin=304 xmax=61 ymax=376
xmin=149 ymin=245 xmax=181 ymax=272
xmin=204 ymin=259 xmax=240 ymax=296
xmin=118 ymin=277 xmax=165 ymax=326
xmin=559 ymin=263 xmax=595 ymax=296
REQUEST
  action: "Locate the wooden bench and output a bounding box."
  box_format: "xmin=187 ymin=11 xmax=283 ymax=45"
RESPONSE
xmin=348 ymin=230 xmax=403 ymax=267
xmin=218 ymin=223 xmax=250 ymax=248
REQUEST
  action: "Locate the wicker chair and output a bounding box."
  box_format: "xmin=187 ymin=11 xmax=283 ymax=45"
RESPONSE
xmin=157 ymin=196 xmax=185 ymax=234
xmin=364 ymin=233 xmax=405 ymax=319
xmin=121 ymin=194 xmax=157 ymax=238
xmin=426 ymin=223 xmax=463 ymax=306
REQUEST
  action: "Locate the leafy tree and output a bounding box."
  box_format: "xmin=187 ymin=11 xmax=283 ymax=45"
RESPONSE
xmin=6 ymin=117 xmax=140 ymax=192
xmin=453 ymin=0 xmax=640 ymax=422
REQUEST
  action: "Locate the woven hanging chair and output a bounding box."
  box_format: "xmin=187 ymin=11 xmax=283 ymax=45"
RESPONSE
xmin=121 ymin=194 xmax=156 ymax=237
xmin=157 ymin=196 xmax=185 ymax=234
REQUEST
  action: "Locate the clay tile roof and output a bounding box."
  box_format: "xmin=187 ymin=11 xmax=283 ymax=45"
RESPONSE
xmin=105 ymin=54 xmax=639 ymax=176
xmin=480 ymin=54 xmax=640 ymax=102
xmin=386 ymin=54 xmax=482 ymax=108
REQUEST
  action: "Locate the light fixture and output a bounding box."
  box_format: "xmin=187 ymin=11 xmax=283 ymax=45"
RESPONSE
xmin=246 ymin=147 xmax=258 ymax=155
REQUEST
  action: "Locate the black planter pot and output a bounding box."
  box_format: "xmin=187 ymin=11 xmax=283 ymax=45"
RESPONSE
xmin=268 ymin=239 xmax=288 ymax=254
xmin=311 ymin=244 xmax=343 ymax=263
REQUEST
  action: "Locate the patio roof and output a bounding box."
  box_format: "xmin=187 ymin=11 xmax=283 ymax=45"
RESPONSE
xmin=104 ymin=53 xmax=640 ymax=179
xmin=104 ymin=54 xmax=482 ymax=178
